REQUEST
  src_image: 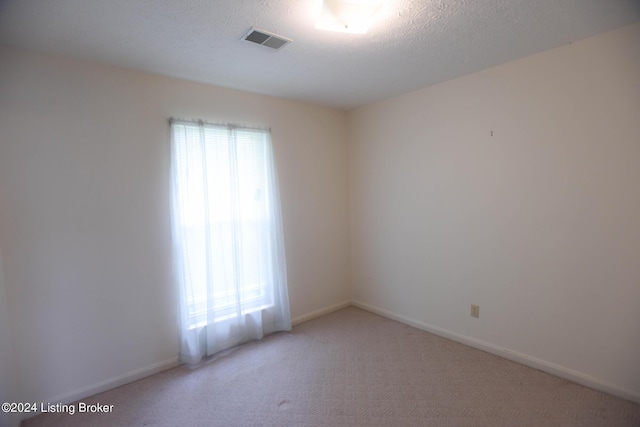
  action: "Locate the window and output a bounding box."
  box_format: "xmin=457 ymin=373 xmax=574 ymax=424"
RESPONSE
xmin=170 ymin=119 xmax=291 ymax=363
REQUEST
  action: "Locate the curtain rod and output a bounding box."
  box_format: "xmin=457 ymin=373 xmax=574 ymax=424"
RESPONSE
xmin=169 ymin=117 xmax=270 ymax=132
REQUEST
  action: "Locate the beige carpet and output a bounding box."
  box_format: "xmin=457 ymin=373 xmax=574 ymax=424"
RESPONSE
xmin=23 ymin=307 xmax=640 ymax=426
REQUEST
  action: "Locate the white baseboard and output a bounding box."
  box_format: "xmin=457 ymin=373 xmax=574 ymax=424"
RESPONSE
xmin=23 ymin=357 xmax=181 ymax=420
xmin=291 ymin=300 xmax=351 ymax=326
xmin=351 ymin=299 xmax=640 ymax=405
xmin=21 ymin=302 xmax=348 ymax=421
xmin=22 ymin=299 xmax=639 ymax=423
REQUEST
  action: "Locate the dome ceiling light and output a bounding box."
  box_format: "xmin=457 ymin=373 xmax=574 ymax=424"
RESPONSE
xmin=315 ymin=0 xmax=386 ymax=34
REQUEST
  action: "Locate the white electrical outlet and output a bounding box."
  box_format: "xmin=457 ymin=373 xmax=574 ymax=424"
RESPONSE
xmin=471 ymin=304 xmax=480 ymax=318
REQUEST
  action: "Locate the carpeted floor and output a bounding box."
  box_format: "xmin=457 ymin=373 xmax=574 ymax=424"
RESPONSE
xmin=22 ymin=307 xmax=640 ymax=426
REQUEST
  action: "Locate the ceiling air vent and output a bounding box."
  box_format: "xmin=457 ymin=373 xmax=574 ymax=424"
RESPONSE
xmin=242 ymin=27 xmax=292 ymax=50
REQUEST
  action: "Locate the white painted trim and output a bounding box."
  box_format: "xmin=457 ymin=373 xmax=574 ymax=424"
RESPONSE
xmin=21 ymin=300 xmax=349 ymax=421
xmin=22 ymin=357 xmax=181 ymax=421
xmin=351 ymin=300 xmax=640 ymax=405
xmin=291 ymin=300 xmax=351 ymax=326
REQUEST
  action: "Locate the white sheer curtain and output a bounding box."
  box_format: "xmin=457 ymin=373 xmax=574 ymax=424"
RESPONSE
xmin=170 ymin=119 xmax=291 ymax=364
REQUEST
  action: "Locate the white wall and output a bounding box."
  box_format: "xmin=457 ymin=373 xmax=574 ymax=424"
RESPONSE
xmin=348 ymin=23 xmax=640 ymax=400
xmin=0 ymin=46 xmax=349 ymax=408
xmin=2 ymin=21 xmax=638 ymax=416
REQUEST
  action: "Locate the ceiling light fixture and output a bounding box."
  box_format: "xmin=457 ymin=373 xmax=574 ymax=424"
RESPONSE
xmin=316 ymin=0 xmax=386 ymax=34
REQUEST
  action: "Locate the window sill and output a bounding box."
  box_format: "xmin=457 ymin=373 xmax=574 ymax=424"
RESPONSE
xmin=188 ymin=303 xmax=273 ymax=330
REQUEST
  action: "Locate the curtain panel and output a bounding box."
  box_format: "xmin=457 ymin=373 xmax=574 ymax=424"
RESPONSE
xmin=170 ymin=119 xmax=291 ymax=363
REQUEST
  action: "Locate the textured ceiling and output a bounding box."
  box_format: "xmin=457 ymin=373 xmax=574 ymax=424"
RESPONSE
xmin=1 ymin=0 xmax=639 ymax=110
